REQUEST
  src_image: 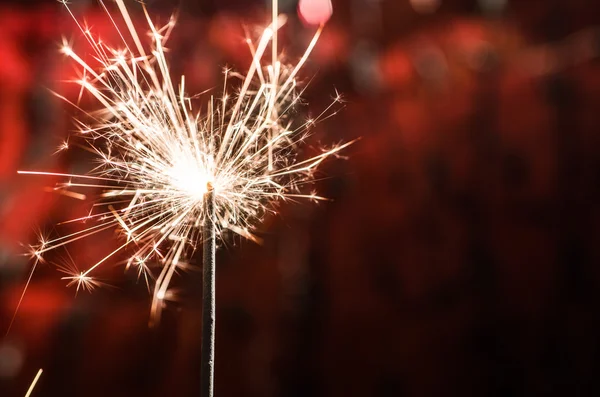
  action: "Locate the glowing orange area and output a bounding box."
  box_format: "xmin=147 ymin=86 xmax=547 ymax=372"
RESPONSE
xmin=410 ymin=0 xmax=441 ymax=14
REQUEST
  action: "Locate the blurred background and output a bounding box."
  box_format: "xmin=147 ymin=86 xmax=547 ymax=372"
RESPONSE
xmin=1 ymin=0 xmax=600 ymax=396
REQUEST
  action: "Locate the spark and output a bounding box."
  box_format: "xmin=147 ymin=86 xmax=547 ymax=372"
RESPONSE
xmin=25 ymin=368 xmax=43 ymax=397
xmin=4 ymin=233 xmax=48 ymax=336
xmin=57 ymin=258 xmax=105 ymax=294
xmin=60 ymin=272 xmax=102 ymax=293
xmin=42 ymin=186 xmax=87 ymax=200
xmin=55 ymin=138 xmax=70 ymax=154
xmin=20 ymin=0 xmax=349 ymax=321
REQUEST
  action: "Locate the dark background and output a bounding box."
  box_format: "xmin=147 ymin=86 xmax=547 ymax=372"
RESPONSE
xmin=1 ymin=0 xmax=600 ymax=396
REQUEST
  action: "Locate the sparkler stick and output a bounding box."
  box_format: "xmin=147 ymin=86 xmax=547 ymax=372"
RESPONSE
xmin=201 ymin=186 xmax=216 ymax=397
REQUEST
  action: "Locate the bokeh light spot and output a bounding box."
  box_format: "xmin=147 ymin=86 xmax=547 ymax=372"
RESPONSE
xmin=298 ymin=0 xmax=333 ymax=26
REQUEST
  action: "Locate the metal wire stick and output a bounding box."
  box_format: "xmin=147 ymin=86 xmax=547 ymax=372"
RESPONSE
xmin=201 ymin=185 xmax=216 ymax=397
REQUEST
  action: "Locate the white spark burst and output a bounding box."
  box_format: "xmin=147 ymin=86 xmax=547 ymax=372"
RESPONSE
xmin=19 ymin=0 xmax=349 ymax=320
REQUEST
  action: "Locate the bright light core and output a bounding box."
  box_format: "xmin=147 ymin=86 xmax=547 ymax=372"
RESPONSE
xmin=167 ymin=158 xmax=212 ymax=201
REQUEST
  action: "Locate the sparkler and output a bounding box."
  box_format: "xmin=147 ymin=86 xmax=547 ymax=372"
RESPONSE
xmin=19 ymin=0 xmax=348 ymax=395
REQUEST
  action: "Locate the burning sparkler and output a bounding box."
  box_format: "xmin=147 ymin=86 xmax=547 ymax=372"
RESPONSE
xmin=19 ymin=0 xmax=348 ymax=394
